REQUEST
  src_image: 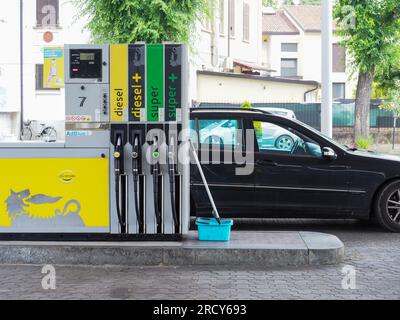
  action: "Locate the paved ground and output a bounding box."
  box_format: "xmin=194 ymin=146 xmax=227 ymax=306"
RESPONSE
xmin=0 ymin=219 xmax=399 ymax=300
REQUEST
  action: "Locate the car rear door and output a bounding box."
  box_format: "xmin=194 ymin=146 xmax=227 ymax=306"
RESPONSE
xmin=248 ymin=115 xmax=351 ymax=217
xmin=190 ymin=112 xmax=256 ymax=217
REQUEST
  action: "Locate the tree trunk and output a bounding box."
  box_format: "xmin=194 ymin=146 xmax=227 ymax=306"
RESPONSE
xmin=354 ymin=68 xmax=375 ymax=143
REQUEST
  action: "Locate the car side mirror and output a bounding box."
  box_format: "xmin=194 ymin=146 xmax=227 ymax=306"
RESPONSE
xmin=322 ymin=147 xmax=337 ymax=161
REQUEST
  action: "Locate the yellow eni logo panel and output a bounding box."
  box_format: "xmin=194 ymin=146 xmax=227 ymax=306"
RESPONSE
xmin=0 ymin=158 xmax=109 ymax=228
xmin=110 ymin=44 xmax=128 ymax=122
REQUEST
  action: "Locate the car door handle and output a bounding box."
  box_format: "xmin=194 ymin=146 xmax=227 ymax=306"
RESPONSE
xmin=256 ymin=159 xmax=278 ymax=167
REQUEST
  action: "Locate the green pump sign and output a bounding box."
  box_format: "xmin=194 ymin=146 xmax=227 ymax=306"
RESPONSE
xmin=146 ymin=44 xmax=164 ymax=122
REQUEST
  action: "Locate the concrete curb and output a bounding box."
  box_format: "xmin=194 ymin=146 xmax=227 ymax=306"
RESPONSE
xmin=0 ymin=231 xmax=344 ymax=267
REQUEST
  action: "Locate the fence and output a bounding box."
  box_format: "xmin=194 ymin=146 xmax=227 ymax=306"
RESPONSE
xmin=199 ymin=101 xmax=395 ymax=131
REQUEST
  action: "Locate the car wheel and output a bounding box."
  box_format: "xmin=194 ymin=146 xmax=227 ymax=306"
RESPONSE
xmin=275 ymin=135 xmax=294 ymax=151
xmin=374 ymin=180 xmax=400 ymax=232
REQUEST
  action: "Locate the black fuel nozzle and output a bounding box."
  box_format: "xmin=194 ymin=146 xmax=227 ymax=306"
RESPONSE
xmin=150 ymin=136 xmax=161 ymax=175
xmin=168 ymin=142 xmax=176 ymax=182
xmin=114 ymin=135 xmax=123 ymax=174
xmin=132 ymin=135 xmax=141 ymax=180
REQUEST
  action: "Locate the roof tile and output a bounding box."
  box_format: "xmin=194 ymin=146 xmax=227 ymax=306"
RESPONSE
xmin=284 ymin=5 xmax=338 ymax=32
xmin=263 ymin=11 xmax=299 ymax=35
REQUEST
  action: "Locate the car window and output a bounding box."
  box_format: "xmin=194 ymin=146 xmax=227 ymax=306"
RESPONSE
xmin=253 ymin=120 xmax=322 ymax=157
xmin=196 ymin=119 xmax=242 ymax=148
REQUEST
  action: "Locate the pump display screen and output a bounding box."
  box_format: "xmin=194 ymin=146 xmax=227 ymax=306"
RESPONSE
xmin=80 ymin=53 xmax=95 ymax=61
xmin=70 ymin=49 xmax=102 ymax=79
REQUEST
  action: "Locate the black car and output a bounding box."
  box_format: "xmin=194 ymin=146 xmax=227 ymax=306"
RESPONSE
xmin=190 ymin=107 xmax=400 ymax=233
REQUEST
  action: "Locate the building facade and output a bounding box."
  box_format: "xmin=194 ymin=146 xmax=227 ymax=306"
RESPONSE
xmin=193 ymin=1 xmax=320 ymax=104
xmin=262 ymin=5 xmax=356 ymax=101
xmin=192 ymin=0 xmax=265 ymax=103
xmin=0 ymin=0 xmax=90 ymax=140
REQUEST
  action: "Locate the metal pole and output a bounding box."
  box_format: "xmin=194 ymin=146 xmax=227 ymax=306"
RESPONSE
xmin=19 ymin=0 xmax=24 ymax=138
xmin=321 ymin=0 xmax=333 ymax=137
xmin=227 ymin=0 xmax=231 ymax=58
xmin=393 ymin=117 xmax=397 ymax=150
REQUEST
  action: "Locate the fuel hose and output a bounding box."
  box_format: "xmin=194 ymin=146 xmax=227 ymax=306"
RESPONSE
xmin=152 ymin=137 xmax=162 ymax=227
xmin=168 ymin=138 xmax=179 ymax=227
xmin=132 ymin=136 xmax=143 ymax=229
xmin=114 ymin=136 xmax=126 ymax=231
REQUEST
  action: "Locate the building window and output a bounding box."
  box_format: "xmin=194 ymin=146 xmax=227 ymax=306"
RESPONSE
xmin=333 ymin=83 xmax=346 ymax=100
xmin=35 ymin=64 xmax=59 ymax=91
xmin=281 ymin=43 xmax=298 ymax=52
xmin=333 ymin=44 xmax=346 ymax=73
xmin=281 ymin=59 xmax=298 ymax=77
xmin=243 ymin=2 xmax=250 ymax=42
xmin=228 ymin=0 xmax=235 ymax=37
xmin=36 ymin=0 xmax=59 ymax=27
xmin=219 ymin=0 xmax=225 ymax=34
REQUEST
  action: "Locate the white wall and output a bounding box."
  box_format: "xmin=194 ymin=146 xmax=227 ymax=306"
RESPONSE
xmin=0 ymin=2 xmax=22 ymax=139
xmin=194 ymin=0 xmax=262 ymax=67
xmin=190 ymin=0 xmax=263 ymax=102
xmin=197 ymin=73 xmax=318 ymax=103
xmin=264 ymin=33 xmax=301 ymax=76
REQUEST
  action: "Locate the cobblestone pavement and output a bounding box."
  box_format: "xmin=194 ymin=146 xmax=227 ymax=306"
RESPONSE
xmin=0 ymin=219 xmax=399 ymax=300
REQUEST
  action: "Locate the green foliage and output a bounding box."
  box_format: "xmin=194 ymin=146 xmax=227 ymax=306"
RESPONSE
xmin=334 ymin=0 xmax=400 ymax=74
xmin=374 ymin=46 xmax=400 ymax=97
xmin=380 ymin=80 xmax=400 ymax=119
xmin=356 ymin=136 xmax=374 ymax=150
xmin=75 ymin=0 xmax=212 ymax=44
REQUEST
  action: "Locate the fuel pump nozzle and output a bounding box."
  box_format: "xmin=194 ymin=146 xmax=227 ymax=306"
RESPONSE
xmin=132 ymin=135 xmax=144 ymax=230
xmin=114 ymin=135 xmax=126 ymax=232
xmin=151 ymin=136 xmax=162 ymax=228
xmin=168 ymin=137 xmax=179 ymax=227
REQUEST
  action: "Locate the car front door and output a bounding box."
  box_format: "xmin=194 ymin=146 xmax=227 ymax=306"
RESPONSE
xmin=249 ymin=115 xmax=351 ymax=217
xmin=190 ymin=113 xmax=255 ymax=217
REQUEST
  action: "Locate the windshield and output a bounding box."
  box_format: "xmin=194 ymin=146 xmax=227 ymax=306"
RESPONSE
xmin=291 ymin=119 xmax=347 ymax=151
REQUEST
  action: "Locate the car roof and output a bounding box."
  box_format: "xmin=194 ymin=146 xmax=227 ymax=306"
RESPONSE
xmin=190 ymin=107 xmax=274 ymax=116
xmin=258 ymin=107 xmax=294 ymax=114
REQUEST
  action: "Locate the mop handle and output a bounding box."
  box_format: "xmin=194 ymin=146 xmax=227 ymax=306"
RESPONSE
xmin=189 ymin=140 xmax=221 ymax=223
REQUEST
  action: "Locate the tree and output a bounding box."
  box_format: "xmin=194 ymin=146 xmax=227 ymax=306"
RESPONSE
xmin=380 ymin=80 xmax=400 ymax=149
xmin=75 ymin=0 xmax=212 ymax=44
xmin=334 ymin=0 xmax=400 ymax=142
